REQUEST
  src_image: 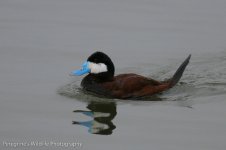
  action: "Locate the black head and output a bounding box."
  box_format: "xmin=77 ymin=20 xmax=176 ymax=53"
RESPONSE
xmin=87 ymin=51 xmax=115 ymax=81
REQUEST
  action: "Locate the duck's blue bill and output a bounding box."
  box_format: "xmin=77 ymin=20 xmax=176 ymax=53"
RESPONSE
xmin=71 ymin=61 xmax=90 ymax=76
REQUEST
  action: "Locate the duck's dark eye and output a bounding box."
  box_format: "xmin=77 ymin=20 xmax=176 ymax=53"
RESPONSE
xmin=94 ymin=59 xmax=98 ymax=63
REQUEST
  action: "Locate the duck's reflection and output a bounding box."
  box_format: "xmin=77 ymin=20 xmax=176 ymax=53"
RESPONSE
xmin=73 ymin=101 xmax=117 ymax=135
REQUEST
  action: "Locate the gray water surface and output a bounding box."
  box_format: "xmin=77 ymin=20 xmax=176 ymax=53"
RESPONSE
xmin=1 ymin=0 xmax=226 ymax=150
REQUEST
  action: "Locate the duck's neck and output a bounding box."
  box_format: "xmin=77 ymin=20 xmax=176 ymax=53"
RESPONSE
xmin=92 ymin=72 xmax=114 ymax=82
xmin=83 ymin=72 xmax=114 ymax=84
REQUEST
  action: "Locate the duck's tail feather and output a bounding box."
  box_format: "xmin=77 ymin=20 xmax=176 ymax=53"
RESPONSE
xmin=169 ymin=54 xmax=191 ymax=87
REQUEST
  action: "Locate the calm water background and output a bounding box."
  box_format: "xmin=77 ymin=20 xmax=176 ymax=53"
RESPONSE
xmin=0 ymin=0 xmax=226 ymax=149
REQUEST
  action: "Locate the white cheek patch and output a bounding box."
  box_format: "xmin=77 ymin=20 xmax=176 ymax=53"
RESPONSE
xmin=89 ymin=62 xmax=108 ymax=74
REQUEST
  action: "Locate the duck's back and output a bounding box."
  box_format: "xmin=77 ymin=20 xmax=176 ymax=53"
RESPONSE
xmin=99 ymin=73 xmax=170 ymax=99
xmin=111 ymin=73 xmax=161 ymax=90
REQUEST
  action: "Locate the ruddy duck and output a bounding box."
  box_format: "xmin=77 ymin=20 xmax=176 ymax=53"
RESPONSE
xmin=71 ymin=52 xmax=191 ymax=100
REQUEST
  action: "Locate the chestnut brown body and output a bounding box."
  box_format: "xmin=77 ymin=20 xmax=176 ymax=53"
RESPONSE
xmin=101 ymin=74 xmax=171 ymax=99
